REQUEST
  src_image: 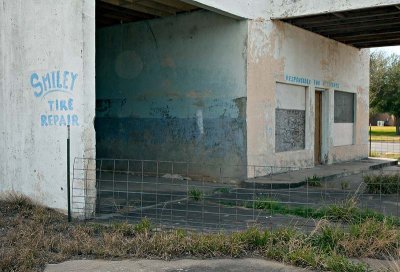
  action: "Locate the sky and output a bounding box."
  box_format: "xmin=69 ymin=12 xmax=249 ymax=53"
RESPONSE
xmin=371 ymin=46 xmax=400 ymax=55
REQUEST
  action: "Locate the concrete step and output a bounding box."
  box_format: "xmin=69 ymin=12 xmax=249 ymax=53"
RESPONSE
xmin=241 ymin=158 xmax=398 ymax=189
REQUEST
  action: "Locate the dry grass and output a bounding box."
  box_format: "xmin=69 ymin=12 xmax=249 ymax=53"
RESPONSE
xmin=0 ymin=194 xmax=399 ymax=272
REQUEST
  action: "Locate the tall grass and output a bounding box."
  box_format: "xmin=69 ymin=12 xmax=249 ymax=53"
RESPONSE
xmin=0 ymin=194 xmax=399 ymax=272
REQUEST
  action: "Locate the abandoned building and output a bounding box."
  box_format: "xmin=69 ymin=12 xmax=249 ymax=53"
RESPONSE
xmin=1 ymin=0 xmax=400 ymax=212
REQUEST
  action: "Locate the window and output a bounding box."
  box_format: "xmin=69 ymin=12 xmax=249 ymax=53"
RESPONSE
xmin=334 ymin=91 xmax=354 ymax=123
xmin=333 ymin=91 xmax=355 ymax=146
xmin=275 ymin=83 xmax=306 ymax=152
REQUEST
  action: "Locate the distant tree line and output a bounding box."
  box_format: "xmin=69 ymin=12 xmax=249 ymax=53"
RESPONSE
xmin=370 ymin=51 xmax=400 ymax=134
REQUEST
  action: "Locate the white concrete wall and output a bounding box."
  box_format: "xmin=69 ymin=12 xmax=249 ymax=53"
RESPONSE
xmin=0 ymin=0 xmax=95 ymax=212
xmin=276 ymin=83 xmax=306 ymax=110
xmin=334 ymin=123 xmax=354 ymax=146
xmin=246 ymin=20 xmax=369 ymax=170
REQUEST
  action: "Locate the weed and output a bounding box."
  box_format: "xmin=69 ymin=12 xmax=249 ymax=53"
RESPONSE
xmin=188 ymin=188 xmax=204 ymax=201
xmin=111 ymin=221 xmax=136 ymax=236
xmin=341 ymin=181 xmax=349 ymax=190
xmin=364 ymin=174 xmax=400 ymax=194
xmin=322 ymin=198 xmax=358 ymax=222
xmin=323 ymin=254 xmax=366 ymax=272
xmin=134 ymin=218 xmax=152 ymax=234
xmin=252 ymin=197 xmax=281 ymax=211
xmin=214 ymin=187 xmax=230 ymax=194
xmin=311 ymin=223 xmax=345 ymax=253
xmin=306 ymin=175 xmax=322 ymax=187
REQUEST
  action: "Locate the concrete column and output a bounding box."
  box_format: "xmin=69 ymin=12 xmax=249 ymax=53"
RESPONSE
xmin=0 ymin=0 xmax=96 ymax=213
xmin=306 ymin=86 xmax=315 ymax=151
xmin=327 ymin=89 xmax=335 ymax=164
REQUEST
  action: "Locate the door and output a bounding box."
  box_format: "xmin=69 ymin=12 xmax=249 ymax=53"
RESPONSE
xmin=314 ymin=91 xmax=322 ymax=165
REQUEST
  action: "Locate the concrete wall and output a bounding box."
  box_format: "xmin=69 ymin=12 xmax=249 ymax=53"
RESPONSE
xmin=269 ymin=0 xmax=400 ymax=18
xmin=183 ymin=0 xmax=267 ymax=19
xmin=246 ymin=19 xmax=369 ymax=171
xmin=0 ymin=0 xmax=377 ymax=211
xmin=0 ymin=0 xmax=95 ymax=212
xmin=334 ymin=123 xmax=354 ymax=146
xmin=186 ymin=0 xmax=400 ymax=20
xmin=96 ymin=10 xmax=248 ymax=178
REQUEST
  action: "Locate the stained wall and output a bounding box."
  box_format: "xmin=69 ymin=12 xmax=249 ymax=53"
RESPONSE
xmin=247 ymin=19 xmax=369 ymax=172
xmin=0 ymin=0 xmax=96 ymax=211
xmin=96 ymin=10 xmax=248 ymax=178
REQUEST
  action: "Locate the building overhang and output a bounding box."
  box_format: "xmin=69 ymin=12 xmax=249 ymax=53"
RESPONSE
xmin=96 ymin=0 xmax=248 ymax=28
xmin=276 ymin=4 xmax=400 ymax=48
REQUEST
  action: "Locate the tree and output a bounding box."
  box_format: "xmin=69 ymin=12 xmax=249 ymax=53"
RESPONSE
xmin=370 ymin=51 xmax=400 ymax=134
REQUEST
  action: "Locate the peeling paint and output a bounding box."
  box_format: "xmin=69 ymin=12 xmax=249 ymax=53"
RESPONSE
xmin=96 ymin=10 xmax=248 ymax=178
xmin=247 ymin=19 xmax=369 ymax=174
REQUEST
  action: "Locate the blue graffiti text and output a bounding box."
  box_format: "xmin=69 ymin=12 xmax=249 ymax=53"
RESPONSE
xmin=31 ymin=70 xmax=78 ymax=98
xmin=40 ymin=114 xmax=79 ymax=127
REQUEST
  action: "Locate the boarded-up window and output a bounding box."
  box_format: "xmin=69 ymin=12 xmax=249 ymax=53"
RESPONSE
xmin=275 ymin=83 xmax=306 ymax=152
xmin=334 ymin=91 xmax=354 ymax=123
xmin=334 ymin=91 xmax=355 ymax=146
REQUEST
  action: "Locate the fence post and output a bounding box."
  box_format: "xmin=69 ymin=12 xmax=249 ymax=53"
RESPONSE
xmin=369 ymin=124 xmax=372 ymax=156
xmin=67 ymin=125 xmax=71 ymax=222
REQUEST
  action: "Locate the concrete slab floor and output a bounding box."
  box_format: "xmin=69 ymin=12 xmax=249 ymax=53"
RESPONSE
xmin=243 ymin=158 xmax=398 ymax=188
xmin=88 ymin=159 xmax=400 ymax=232
xmin=44 ymin=258 xmax=313 ymax=272
xmin=91 ymin=169 xmax=400 ymax=232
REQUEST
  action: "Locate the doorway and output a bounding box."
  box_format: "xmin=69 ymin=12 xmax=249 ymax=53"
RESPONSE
xmin=314 ymin=91 xmax=322 ymax=165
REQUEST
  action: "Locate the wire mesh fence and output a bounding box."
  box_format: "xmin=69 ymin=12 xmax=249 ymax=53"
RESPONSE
xmin=369 ymin=125 xmax=400 ymax=158
xmin=370 ymin=138 xmax=400 ymax=157
xmin=72 ymin=158 xmax=400 ymax=232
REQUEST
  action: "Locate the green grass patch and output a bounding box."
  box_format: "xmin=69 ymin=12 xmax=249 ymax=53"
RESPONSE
xmin=248 ymin=197 xmax=400 ymax=226
xmin=370 ymin=126 xmax=400 ymax=142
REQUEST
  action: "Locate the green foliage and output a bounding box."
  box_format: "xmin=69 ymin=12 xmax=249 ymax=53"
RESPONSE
xmin=233 ymin=227 xmax=270 ymax=248
xmin=323 ymin=199 xmax=358 ymax=222
xmin=252 ymin=197 xmax=282 ymax=211
xmin=363 ymin=174 xmax=400 ymax=194
xmin=340 ymin=181 xmax=349 ymax=190
xmin=311 ymin=224 xmax=345 ymax=253
xmin=370 ymin=51 xmax=400 ymax=133
xmin=188 ymin=188 xmax=204 ymax=201
xmin=323 ymin=254 xmax=366 ymax=272
xmin=134 ymin=218 xmax=152 ymax=233
xmin=250 ymin=197 xmax=400 ymax=226
xmin=306 ymin=175 xmax=322 ymax=187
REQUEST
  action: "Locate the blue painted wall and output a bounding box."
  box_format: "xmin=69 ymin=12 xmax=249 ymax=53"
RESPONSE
xmin=96 ymin=10 xmax=248 ymax=178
